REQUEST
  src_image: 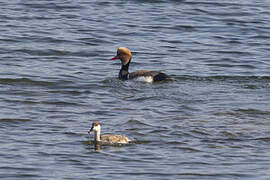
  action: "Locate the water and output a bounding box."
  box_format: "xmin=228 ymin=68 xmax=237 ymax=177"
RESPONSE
xmin=1 ymin=0 xmax=270 ymax=179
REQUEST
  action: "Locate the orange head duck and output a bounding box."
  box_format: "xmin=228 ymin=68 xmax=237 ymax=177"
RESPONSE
xmin=111 ymin=47 xmax=171 ymax=82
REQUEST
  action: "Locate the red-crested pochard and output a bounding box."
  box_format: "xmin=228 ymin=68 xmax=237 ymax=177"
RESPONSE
xmin=111 ymin=47 xmax=171 ymax=82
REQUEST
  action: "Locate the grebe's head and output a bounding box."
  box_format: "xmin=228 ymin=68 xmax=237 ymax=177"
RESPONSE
xmin=110 ymin=47 xmax=132 ymax=66
xmin=88 ymin=121 xmax=101 ymax=134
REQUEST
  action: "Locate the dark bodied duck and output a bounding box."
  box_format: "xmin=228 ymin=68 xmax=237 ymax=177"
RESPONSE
xmin=110 ymin=47 xmax=171 ymax=83
xmin=88 ymin=121 xmax=131 ymax=144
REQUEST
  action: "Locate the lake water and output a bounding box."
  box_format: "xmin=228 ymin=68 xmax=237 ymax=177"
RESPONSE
xmin=1 ymin=0 xmax=270 ymax=179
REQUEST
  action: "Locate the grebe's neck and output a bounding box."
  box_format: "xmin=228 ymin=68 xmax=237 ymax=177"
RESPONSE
xmin=94 ymin=128 xmax=101 ymax=142
xmin=119 ymin=61 xmax=130 ymax=80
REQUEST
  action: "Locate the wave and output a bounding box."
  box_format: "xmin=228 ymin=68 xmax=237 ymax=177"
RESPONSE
xmin=0 ymin=78 xmax=71 ymax=87
xmin=0 ymin=118 xmax=31 ymax=123
xmin=173 ymin=75 xmax=270 ymax=81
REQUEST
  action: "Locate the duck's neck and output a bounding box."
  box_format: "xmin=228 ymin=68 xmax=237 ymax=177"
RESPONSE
xmin=119 ymin=61 xmax=130 ymax=80
xmin=94 ymin=129 xmax=101 ymax=142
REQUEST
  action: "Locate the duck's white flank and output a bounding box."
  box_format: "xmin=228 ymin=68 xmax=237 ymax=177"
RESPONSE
xmin=88 ymin=121 xmax=131 ymax=144
xmin=135 ymin=76 xmax=153 ymax=83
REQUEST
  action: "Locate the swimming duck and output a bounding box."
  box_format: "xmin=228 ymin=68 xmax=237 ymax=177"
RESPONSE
xmin=88 ymin=121 xmax=131 ymax=144
xmin=110 ymin=47 xmax=171 ymax=82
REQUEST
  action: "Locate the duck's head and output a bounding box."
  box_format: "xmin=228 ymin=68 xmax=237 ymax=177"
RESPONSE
xmin=88 ymin=121 xmax=101 ymax=134
xmin=110 ymin=47 xmax=132 ymax=65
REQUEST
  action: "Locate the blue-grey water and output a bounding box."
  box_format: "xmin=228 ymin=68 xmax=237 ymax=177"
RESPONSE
xmin=1 ymin=0 xmax=270 ymax=179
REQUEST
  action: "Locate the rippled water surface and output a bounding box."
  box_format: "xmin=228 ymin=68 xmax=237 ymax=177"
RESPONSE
xmin=1 ymin=0 xmax=270 ymax=179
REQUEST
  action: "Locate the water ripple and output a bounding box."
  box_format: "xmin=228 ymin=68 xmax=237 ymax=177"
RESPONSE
xmin=1 ymin=0 xmax=270 ymax=179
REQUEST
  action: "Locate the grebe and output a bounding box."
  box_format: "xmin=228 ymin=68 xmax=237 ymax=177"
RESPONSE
xmin=88 ymin=121 xmax=131 ymax=144
xmin=110 ymin=47 xmax=171 ymax=82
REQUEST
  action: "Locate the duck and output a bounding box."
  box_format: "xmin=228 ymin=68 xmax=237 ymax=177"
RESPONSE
xmin=88 ymin=121 xmax=131 ymax=144
xmin=110 ymin=47 xmax=171 ymax=82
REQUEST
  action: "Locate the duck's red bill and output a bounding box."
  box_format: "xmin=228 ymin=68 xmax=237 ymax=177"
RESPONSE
xmin=110 ymin=56 xmax=119 ymax=60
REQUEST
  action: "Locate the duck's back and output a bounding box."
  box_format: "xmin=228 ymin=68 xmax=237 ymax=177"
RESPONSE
xmin=101 ymin=134 xmax=131 ymax=144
